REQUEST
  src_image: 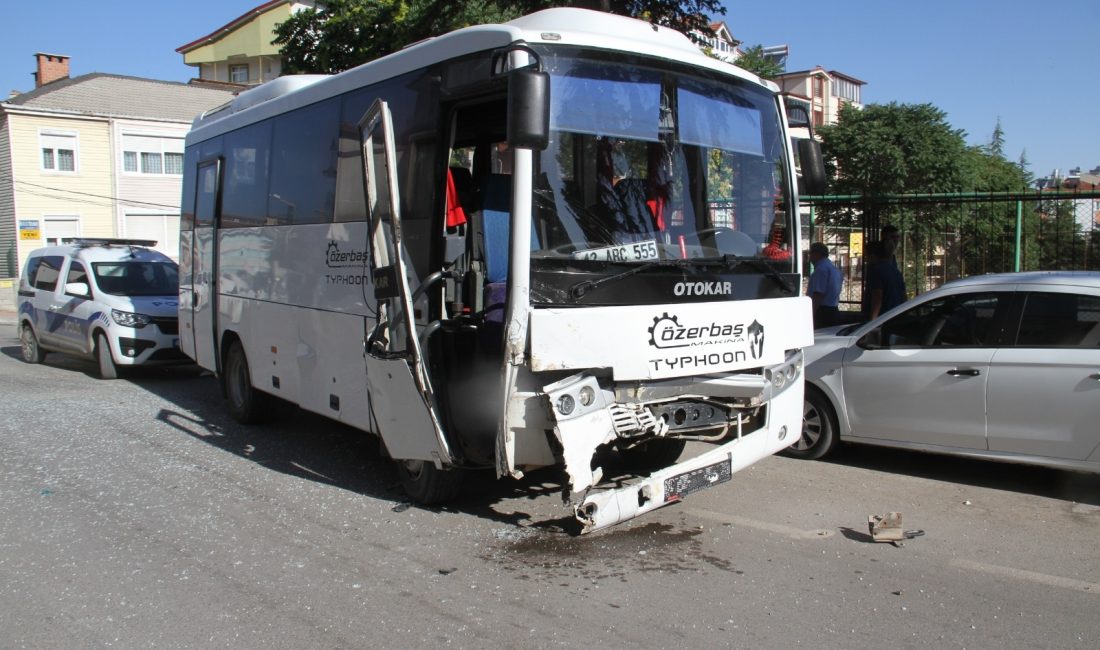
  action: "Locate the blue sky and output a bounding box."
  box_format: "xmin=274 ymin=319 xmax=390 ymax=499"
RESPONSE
xmin=2 ymin=1 xmax=1096 ymax=179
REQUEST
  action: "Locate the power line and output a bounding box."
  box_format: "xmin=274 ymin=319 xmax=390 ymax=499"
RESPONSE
xmin=1 ymin=176 xmax=183 ymax=211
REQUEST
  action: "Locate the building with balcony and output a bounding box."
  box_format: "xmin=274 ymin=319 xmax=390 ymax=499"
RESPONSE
xmin=176 ymin=0 xmax=316 ymax=87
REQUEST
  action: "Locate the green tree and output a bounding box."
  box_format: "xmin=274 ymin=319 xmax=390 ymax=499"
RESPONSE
xmin=818 ymin=102 xmax=972 ymax=196
xmin=732 ymin=44 xmax=784 ymax=79
xmin=274 ymin=0 xmax=727 ymax=74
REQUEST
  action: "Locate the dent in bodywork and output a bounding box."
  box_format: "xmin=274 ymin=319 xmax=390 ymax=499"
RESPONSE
xmin=542 ymin=373 xmax=619 ymax=493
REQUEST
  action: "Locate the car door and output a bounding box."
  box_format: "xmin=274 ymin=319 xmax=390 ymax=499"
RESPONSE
xmin=358 ymin=98 xmax=453 ymax=464
xmin=48 ymin=259 xmax=97 ymax=354
xmin=986 ymin=288 xmax=1100 ymax=461
xmin=840 ymin=290 xmax=1010 ymax=450
xmin=31 ymin=254 xmax=66 ymax=347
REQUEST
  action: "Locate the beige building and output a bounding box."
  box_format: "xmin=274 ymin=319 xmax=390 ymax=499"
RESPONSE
xmin=176 ymin=0 xmax=316 ymax=87
xmin=0 ymin=54 xmax=235 ymax=304
xmin=775 ymin=66 xmax=865 ymax=130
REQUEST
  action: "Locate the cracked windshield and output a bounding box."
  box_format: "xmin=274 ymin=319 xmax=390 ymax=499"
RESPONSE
xmin=533 ymin=53 xmax=793 ymax=268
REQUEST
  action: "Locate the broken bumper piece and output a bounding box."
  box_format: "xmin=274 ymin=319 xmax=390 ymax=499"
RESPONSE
xmin=574 ymin=426 xmax=773 ymax=533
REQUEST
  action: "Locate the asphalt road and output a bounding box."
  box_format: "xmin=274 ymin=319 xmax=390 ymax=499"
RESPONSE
xmin=1 ymin=322 xmax=1098 ymax=648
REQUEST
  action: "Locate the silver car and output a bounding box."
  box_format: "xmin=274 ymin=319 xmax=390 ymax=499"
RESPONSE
xmin=789 ymin=271 xmax=1100 ymax=473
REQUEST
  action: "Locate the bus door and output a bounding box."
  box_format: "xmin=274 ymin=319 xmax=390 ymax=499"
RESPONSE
xmin=188 ymin=158 xmax=222 ymax=371
xmin=359 ymin=99 xmax=454 ymax=465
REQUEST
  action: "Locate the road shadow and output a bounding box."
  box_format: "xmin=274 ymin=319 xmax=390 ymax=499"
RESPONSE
xmin=823 ymin=443 xmax=1100 ymax=506
xmin=117 ymin=366 xmax=577 ymax=531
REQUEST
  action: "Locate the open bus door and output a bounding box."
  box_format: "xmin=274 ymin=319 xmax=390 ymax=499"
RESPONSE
xmin=187 ymin=158 xmax=222 ymax=372
xmin=359 ymin=99 xmax=455 ymax=467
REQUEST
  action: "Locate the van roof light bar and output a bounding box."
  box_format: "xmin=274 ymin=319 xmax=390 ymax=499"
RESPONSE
xmin=73 ymin=238 xmax=158 ymax=248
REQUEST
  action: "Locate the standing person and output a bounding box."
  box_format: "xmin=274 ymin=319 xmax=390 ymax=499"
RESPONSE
xmin=808 ymin=242 xmax=843 ymax=328
xmin=860 ymin=240 xmax=883 ymax=320
xmin=867 ymin=224 xmax=907 ymax=319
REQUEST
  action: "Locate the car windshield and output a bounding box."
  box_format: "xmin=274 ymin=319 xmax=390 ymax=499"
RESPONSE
xmin=532 ymin=50 xmax=793 ymax=268
xmin=92 ymin=262 xmax=179 ymax=296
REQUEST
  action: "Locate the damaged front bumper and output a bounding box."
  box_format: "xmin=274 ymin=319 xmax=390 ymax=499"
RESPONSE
xmin=543 ymin=352 xmax=805 ymax=533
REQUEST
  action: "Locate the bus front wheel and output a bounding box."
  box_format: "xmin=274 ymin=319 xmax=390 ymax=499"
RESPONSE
xmin=396 ymin=459 xmax=464 ymax=505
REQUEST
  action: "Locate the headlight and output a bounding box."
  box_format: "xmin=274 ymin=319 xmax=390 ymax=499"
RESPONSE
xmin=111 ymin=309 xmax=150 ymax=328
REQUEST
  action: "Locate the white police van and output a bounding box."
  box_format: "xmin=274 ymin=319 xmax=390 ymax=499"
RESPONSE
xmin=17 ymin=239 xmax=185 ymax=379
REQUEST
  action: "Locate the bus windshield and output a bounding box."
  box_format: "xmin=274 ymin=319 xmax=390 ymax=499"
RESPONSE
xmin=532 ymin=52 xmax=793 ymax=268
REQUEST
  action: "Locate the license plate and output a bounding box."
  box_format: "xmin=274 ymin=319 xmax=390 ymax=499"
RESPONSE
xmin=664 ymin=459 xmax=732 ymax=503
xmin=572 ymin=239 xmax=659 ymax=263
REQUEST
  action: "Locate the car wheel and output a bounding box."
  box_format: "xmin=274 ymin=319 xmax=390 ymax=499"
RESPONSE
xmin=785 ymin=387 xmax=839 ymax=460
xmin=619 ymin=438 xmax=688 ymax=471
xmin=396 ymin=459 xmax=464 ymax=505
xmin=223 ymin=340 xmax=271 ymax=424
xmin=20 ymin=325 xmax=46 ymax=364
xmin=95 ymin=333 xmax=118 ymax=380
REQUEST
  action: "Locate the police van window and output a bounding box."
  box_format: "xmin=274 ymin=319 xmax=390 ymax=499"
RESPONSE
xmin=33 ymin=256 xmax=64 ymax=291
xmin=65 ymin=262 xmax=88 ymax=293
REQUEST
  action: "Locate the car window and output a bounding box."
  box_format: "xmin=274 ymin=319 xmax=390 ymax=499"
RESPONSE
xmin=65 ymin=262 xmax=89 ymax=294
xmin=32 ymin=255 xmax=64 ymax=291
xmin=874 ymin=292 xmax=1004 ymax=348
xmin=1015 ymin=292 xmax=1100 ymax=348
xmin=92 ymin=261 xmax=179 ymax=296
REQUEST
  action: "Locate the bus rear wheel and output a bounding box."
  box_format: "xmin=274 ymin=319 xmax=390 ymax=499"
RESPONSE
xmin=223 ymin=340 xmax=272 ymax=424
xmin=396 ymin=459 xmax=464 ymax=505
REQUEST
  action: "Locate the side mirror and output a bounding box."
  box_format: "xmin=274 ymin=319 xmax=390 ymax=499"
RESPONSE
xmin=507 ymin=67 xmax=550 ymax=151
xmin=797 ymin=139 xmax=827 ymax=196
xmin=64 ymin=281 xmax=90 ymax=298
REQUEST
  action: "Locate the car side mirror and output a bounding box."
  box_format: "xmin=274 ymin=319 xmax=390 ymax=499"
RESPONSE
xmin=857 ymin=329 xmax=882 ymax=350
xmin=64 ymin=281 xmax=91 ymax=298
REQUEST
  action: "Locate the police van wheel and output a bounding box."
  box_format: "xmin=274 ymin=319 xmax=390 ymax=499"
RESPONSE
xmin=620 ymin=438 xmax=687 ymax=471
xmin=223 ymin=340 xmax=271 ymax=424
xmin=95 ymin=333 xmax=118 ymax=380
xmin=20 ymin=325 xmax=46 ymax=364
xmin=396 ymin=459 xmax=464 ymax=505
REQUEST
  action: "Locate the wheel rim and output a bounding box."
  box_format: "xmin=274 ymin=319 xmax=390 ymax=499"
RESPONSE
xmin=797 ymin=399 xmax=823 ymax=451
xmin=21 ymin=327 xmax=36 ymax=361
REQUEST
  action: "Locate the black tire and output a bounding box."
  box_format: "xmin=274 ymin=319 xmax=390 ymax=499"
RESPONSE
xmin=785 ymin=386 xmax=839 ymax=460
xmin=396 ymin=459 xmax=464 ymax=505
xmin=20 ymin=324 xmax=46 ymax=364
xmin=95 ymin=332 xmax=118 ymax=380
xmin=223 ymin=340 xmax=272 ymax=424
xmin=619 ymin=438 xmax=688 ymax=471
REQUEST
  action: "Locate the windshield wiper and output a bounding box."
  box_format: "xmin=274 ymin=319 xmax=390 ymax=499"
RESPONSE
xmin=569 ymin=259 xmax=690 ymax=299
xmin=723 ymin=255 xmax=795 ymax=294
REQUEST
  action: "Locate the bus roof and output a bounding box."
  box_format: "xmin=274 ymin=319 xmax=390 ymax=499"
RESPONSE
xmin=187 ymin=8 xmax=773 ymax=144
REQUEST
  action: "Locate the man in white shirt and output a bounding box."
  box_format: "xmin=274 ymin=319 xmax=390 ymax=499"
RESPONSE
xmin=808 ymin=242 xmax=843 ymax=328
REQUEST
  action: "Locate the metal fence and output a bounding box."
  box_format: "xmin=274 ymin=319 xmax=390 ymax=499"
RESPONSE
xmin=800 ymin=189 xmax=1100 ymax=313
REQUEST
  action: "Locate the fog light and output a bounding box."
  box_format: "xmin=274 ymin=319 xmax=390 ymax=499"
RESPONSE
xmin=778 ymin=425 xmax=788 ymax=441
xmin=557 ymin=394 xmax=576 ymax=416
xmin=578 ymin=386 xmax=595 ymax=407
xmin=772 ymin=369 xmax=787 ymax=389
